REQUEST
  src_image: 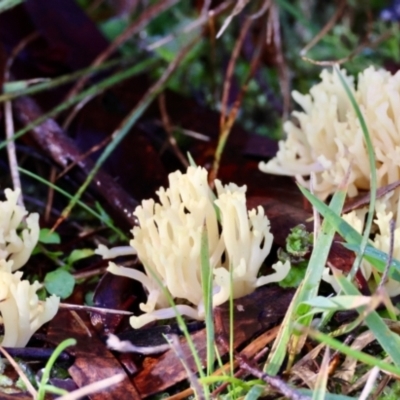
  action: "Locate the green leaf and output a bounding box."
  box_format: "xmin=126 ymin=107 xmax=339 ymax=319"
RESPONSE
xmin=243 ymin=385 xmax=264 ymax=400
xmin=286 ymin=224 xmax=313 ymax=257
xmin=44 ymin=270 xmax=75 ymax=299
xmin=66 ymin=249 xmax=94 ymax=267
xmin=303 ymin=295 xmax=372 ymax=311
xmin=39 ymin=229 xmax=61 ymax=244
xmin=279 ymin=261 xmax=307 ymax=288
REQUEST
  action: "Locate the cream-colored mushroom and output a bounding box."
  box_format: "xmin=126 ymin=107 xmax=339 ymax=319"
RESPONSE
xmin=105 ymin=166 xmax=290 ymax=329
xmin=0 ymin=271 xmax=59 ymax=347
xmin=259 ymin=67 xmax=400 ymax=201
xmin=0 ymin=189 xmax=39 ymax=271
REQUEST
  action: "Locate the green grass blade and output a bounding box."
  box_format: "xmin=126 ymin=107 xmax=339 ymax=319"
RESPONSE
xmin=264 ymin=185 xmax=347 ymax=375
xmin=344 ymin=243 xmax=400 ymax=281
xmin=243 ymin=385 xmax=264 ymax=400
xmin=263 ymin=281 xmax=301 ymax=374
xmin=0 ymin=56 xmax=136 ymax=102
xmin=336 ymin=275 xmax=400 ymax=367
xmin=334 ymin=66 xmax=377 ymax=280
xmin=18 ymin=167 xmax=127 ymax=240
xmin=200 ymin=226 xmax=215 ymax=376
xmin=0 ymin=57 xmax=158 ymax=150
xmin=299 ymin=185 xmax=400 ymax=282
xmin=37 ymin=338 xmax=76 ymax=400
xmin=305 ymin=325 xmax=400 ymax=376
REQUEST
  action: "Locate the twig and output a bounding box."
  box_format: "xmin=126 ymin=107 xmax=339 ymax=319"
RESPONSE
xmin=269 ymin=1 xmax=290 ymax=120
xmin=300 ymin=0 xmax=346 ymax=56
xmin=57 ymin=135 xmax=112 ymax=179
xmin=249 ymin=0 xmax=271 ymax=20
xmin=56 ymin=373 xmax=125 ymax=400
xmin=146 ymin=0 xmax=233 ymax=51
xmin=219 ymin=17 xmax=252 ymax=130
xmin=370 ymin=374 xmax=391 ymax=400
xmin=158 ymin=93 xmax=189 ymax=167
xmin=62 ymin=93 xmax=95 ymax=130
xmin=201 ymin=0 xmax=212 ymax=16
xmin=329 ymin=327 xmax=358 ymax=367
xmin=210 ymin=6 xmax=265 ymax=182
xmin=211 ymin=326 xmax=280 ymax=397
xmin=166 ymin=334 xmax=205 ymax=400
xmin=59 ymin=303 xmax=133 ymax=315
xmin=237 ymin=353 xmax=311 ymax=400
xmin=379 ymin=218 xmax=395 ymax=288
xmin=0 ymin=346 xmax=37 ymax=398
xmin=3 ymin=33 xmax=38 ymax=206
xmin=44 ymin=167 xmax=57 ymax=223
xmin=52 ymin=35 xmax=201 ymax=231
xmin=302 ymin=21 xmax=393 ymax=66
xmin=4 ymin=101 xmax=23 ymax=205
xmin=359 ymin=366 xmax=380 ymax=400
xmin=70 ymin=310 xmax=92 ymax=337
xmin=217 ymin=0 xmax=250 ymax=38
xmin=64 ymin=0 xmax=181 ymax=102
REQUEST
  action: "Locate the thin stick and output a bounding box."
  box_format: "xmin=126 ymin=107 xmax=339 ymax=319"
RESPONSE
xmin=300 ymin=0 xmax=346 ymax=56
xmin=211 ymin=6 xmax=265 ymax=183
xmin=44 ymin=167 xmax=57 ymax=223
xmin=70 ymin=310 xmax=92 ymax=337
xmin=379 ymin=218 xmax=395 ymax=288
xmin=166 ymin=334 xmax=205 ymax=400
xmin=4 ymin=101 xmax=22 ymax=205
xmin=64 ymin=0 xmax=181 ymax=102
xmin=3 ymin=33 xmax=38 ymax=206
xmin=59 ymin=303 xmax=133 ymax=315
xmin=0 ymin=346 xmax=37 ymax=397
xmin=56 ymin=373 xmax=125 ymax=400
xmin=146 ymin=0 xmax=233 ymax=51
xmin=238 ymin=354 xmax=311 ymax=400
xmin=158 ymin=93 xmax=189 ymax=167
xmin=219 ymin=17 xmax=252 ymax=130
xmin=57 ymin=135 xmax=111 ymax=179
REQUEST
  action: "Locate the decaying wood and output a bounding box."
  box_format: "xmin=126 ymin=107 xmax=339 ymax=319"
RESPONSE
xmin=133 ymin=285 xmax=295 ymax=397
xmin=13 ymin=95 xmax=138 ymax=229
xmin=47 ymin=310 xmax=141 ymax=400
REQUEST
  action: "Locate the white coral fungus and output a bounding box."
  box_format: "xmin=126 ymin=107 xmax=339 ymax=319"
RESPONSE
xmin=0 ymin=270 xmax=59 ymax=347
xmin=259 ymin=66 xmax=400 ymax=200
xmin=0 ymin=188 xmax=39 ymax=271
xmin=323 ymin=196 xmax=400 ymax=297
xmin=0 ymin=189 xmax=59 ymax=347
xmin=107 ymin=166 xmax=290 ymax=329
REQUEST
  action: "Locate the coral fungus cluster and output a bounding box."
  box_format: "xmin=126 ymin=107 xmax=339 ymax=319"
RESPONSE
xmin=260 ymin=66 xmax=400 ymax=295
xmin=101 ymin=166 xmax=289 ymax=329
xmin=0 ymin=189 xmax=59 ymax=347
xmin=260 ymin=67 xmax=400 ymax=200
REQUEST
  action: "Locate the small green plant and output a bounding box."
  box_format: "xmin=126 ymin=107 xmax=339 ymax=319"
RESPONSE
xmin=279 ymin=224 xmax=313 ymax=288
xmin=36 ymin=338 xmax=76 ymax=400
